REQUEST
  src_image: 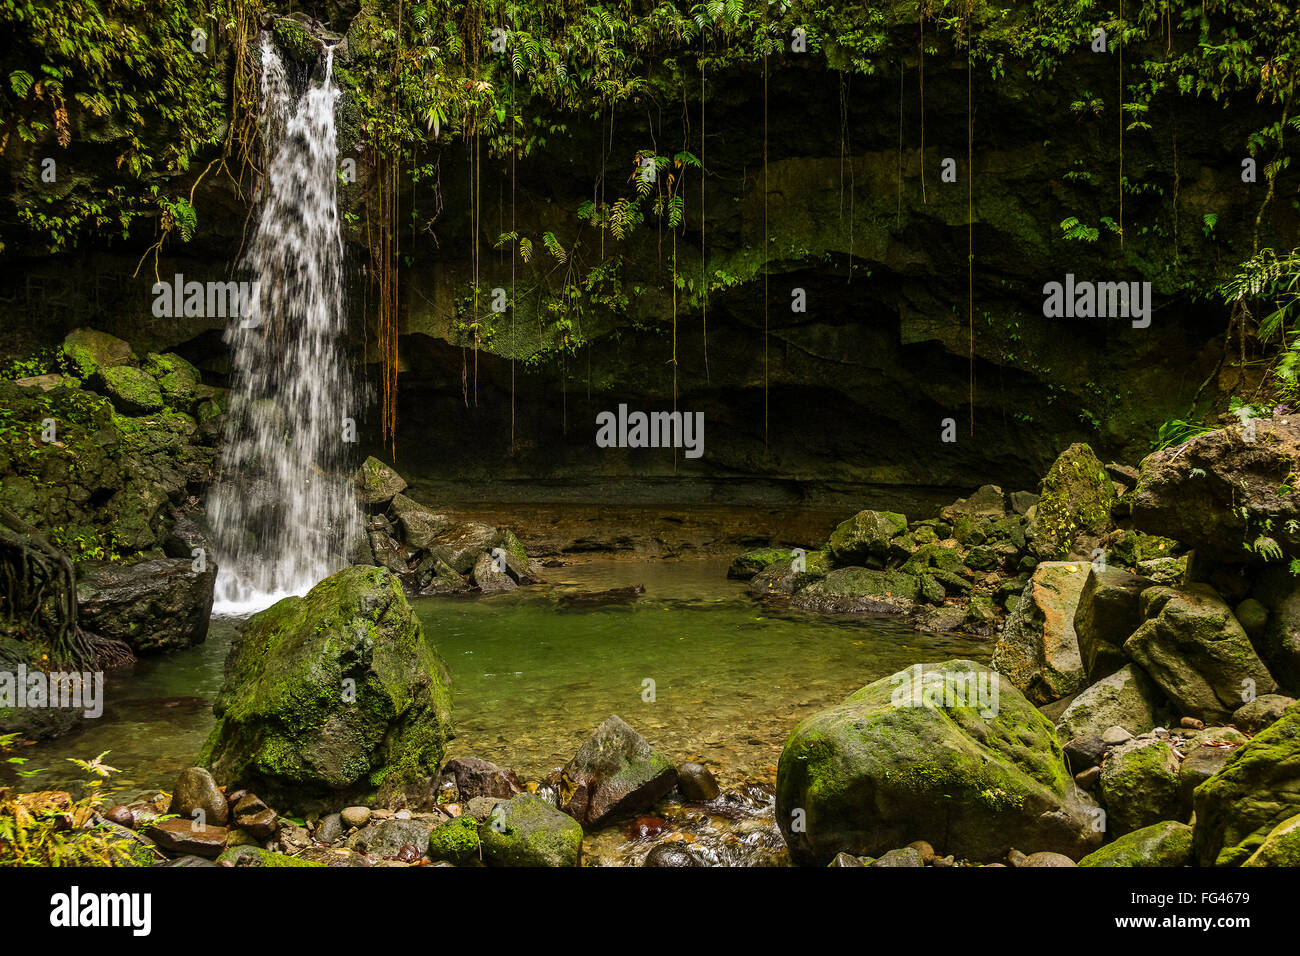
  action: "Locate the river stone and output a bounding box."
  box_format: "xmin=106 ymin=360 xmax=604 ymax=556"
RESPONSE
xmin=869 ymin=847 xmax=925 ymax=867
xmin=167 ymin=767 xmax=228 ymax=828
xmin=315 ymin=813 xmax=345 ymax=844
xmin=1123 ymin=584 xmax=1277 ymax=723
xmin=231 ymin=792 xmax=278 ymax=840
xmin=346 ymin=817 xmax=435 ymax=860
xmin=353 ymin=456 xmax=407 ymax=506
xmin=341 ymin=806 xmax=371 ymax=829
xmin=645 ymin=842 xmax=704 ymax=867
xmin=1242 ymin=813 xmax=1300 ymax=866
xmin=390 ymin=493 xmax=451 ymax=549
xmin=1193 ymin=701 xmax=1300 ymax=866
xmin=1097 ymin=736 xmax=1182 ymax=835
xmin=558 ymin=714 xmax=677 ymax=828
xmin=676 ymin=761 xmax=720 ymax=801
xmin=1023 ymin=851 xmax=1076 ymax=866
xmin=472 ymin=550 xmax=517 ymax=593
xmin=1078 ymin=820 xmax=1193 ymax=867
xmin=826 ymin=510 xmax=907 ymax=564
xmin=992 ymin=561 xmax=1091 ymax=705
xmin=76 ymin=558 xmax=217 ymax=653
xmin=1055 ymin=664 xmax=1162 ymax=742
xmin=198 ymin=565 xmax=453 ymax=816
xmin=480 ymin=793 xmax=583 ymax=867
xmin=442 ymin=757 xmax=522 ymax=800
xmin=1233 ymin=694 xmax=1297 ymax=734
xmin=1029 ymin=443 xmax=1116 ymax=559
xmin=776 ymin=659 xmax=1101 ymax=865
xmin=145 ymin=818 xmax=228 ymax=858
xmin=61 ymin=327 xmax=137 ymax=378
xmin=1073 ymin=566 xmax=1153 ymax=680
xmin=790 ymin=567 xmax=920 ymax=615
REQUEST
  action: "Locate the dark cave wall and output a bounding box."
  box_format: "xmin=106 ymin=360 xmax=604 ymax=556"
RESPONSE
xmin=0 ymin=8 xmax=1294 ymax=500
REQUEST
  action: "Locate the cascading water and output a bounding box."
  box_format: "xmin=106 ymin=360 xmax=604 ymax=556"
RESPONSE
xmin=208 ymin=37 xmax=358 ymax=614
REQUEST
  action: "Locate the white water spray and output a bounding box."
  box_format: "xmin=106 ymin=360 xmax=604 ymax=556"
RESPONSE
xmin=208 ymin=37 xmax=358 ymax=614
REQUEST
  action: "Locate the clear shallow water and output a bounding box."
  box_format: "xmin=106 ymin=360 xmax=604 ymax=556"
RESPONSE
xmin=10 ymin=557 xmax=990 ymax=798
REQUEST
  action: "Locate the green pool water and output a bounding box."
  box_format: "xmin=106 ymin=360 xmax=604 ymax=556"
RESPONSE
xmin=11 ymin=557 xmax=991 ymax=797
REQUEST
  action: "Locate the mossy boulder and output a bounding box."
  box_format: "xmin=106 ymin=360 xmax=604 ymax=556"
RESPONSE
xmin=827 ymin=509 xmax=907 ymax=564
xmin=790 ymin=566 xmax=920 ymax=614
xmin=428 ymin=814 xmax=481 ymax=863
xmin=1242 ymin=813 xmax=1300 ymax=866
xmin=92 ymin=365 xmax=165 ymax=415
xmin=775 ymin=659 xmax=1101 ymax=865
xmin=557 ymin=714 xmax=677 ymax=828
xmin=992 ymin=561 xmax=1091 ymax=705
xmin=1030 ymin=443 xmax=1115 ymax=559
xmin=143 ymin=352 xmax=201 ymax=409
xmin=1193 ymin=701 xmax=1300 ymax=866
xmin=747 ymin=550 xmax=831 ymax=597
xmin=728 ymin=547 xmax=793 ymax=581
xmin=1123 ymin=585 xmax=1277 ymax=724
xmin=1097 ymin=736 xmax=1182 ymax=835
xmin=1078 ymin=820 xmax=1193 ymax=867
xmin=480 ymin=793 xmax=583 ymax=867
xmin=353 ymin=456 xmax=407 ymax=506
xmin=59 ymin=327 xmax=136 ymax=380
xmin=198 ymin=565 xmax=453 ymax=815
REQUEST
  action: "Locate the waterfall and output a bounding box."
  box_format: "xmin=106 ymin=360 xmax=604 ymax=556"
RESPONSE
xmin=208 ymin=36 xmax=358 ymax=614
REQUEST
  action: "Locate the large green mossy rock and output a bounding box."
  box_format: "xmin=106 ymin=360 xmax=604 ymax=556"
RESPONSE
xmin=827 ymin=510 xmax=907 ymax=564
xmin=1030 ymin=443 xmax=1115 ymax=559
xmin=60 ymin=327 xmax=136 ymax=379
xmin=92 ymin=365 xmax=165 ymax=415
xmin=480 ymin=793 xmax=583 ymax=867
xmin=1242 ymin=813 xmax=1300 ymax=866
xmin=775 ymin=659 xmax=1101 ymax=865
xmin=1193 ymin=702 xmax=1300 ymax=866
xmin=199 ymin=565 xmax=452 ymax=815
xmin=143 ymin=352 xmax=201 ymax=409
xmin=1124 ymin=585 xmax=1276 ymax=724
xmin=1078 ymin=820 xmax=1193 ymax=867
xmin=1097 ymin=736 xmax=1182 ymax=835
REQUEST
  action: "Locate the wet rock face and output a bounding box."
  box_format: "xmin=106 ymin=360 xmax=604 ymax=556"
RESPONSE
xmin=776 ymin=659 xmax=1102 ymax=866
xmin=198 ymin=565 xmax=453 ymax=816
xmin=76 ymin=558 xmax=216 ymax=653
xmin=557 ymin=714 xmax=678 ymax=829
xmin=1130 ymin=419 xmax=1300 ymax=561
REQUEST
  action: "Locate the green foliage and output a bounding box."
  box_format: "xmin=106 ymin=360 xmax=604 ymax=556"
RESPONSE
xmin=0 ymin=0 xmax=247 ymax=253
xmin=0 ymin=734 xmax=139 ymax=867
